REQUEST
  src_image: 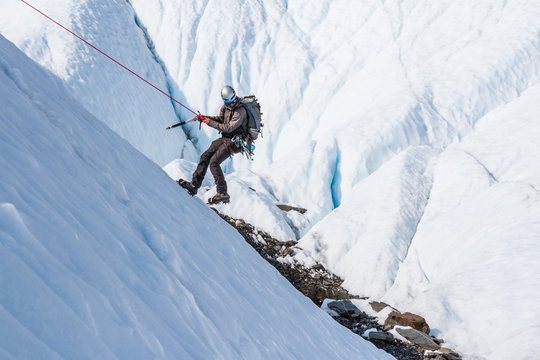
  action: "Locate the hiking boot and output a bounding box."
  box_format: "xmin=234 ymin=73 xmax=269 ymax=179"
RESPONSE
xmin=176 ymin=179 xmax=198 ymax=196
xmin=208 ymin=193 xmax=230 ymax=204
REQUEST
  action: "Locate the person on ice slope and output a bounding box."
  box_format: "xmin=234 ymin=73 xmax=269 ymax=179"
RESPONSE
xmin=177 ymin=85 xmax=247 ymax=204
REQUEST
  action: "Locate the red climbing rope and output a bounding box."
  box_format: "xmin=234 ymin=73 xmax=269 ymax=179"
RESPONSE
xmin=19 ymin=0 xmax=198 ymax=116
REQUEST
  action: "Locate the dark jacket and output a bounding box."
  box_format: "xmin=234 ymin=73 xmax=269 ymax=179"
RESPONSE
xmin=207 ymin=103 xmax=247 ymax=138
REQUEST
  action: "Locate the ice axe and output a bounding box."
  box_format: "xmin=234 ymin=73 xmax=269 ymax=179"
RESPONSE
xmin=166 ymin=112 xmax=206 ymax=130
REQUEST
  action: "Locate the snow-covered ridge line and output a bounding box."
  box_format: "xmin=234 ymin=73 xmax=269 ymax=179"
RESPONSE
xmin=2 ymin=1 xmax=540 ymax=359
xmin=0 ymin=34 xmax=394 ymax=360
xmin=215 ymin=209 xmax=453 ymax=360
xmin=0 ymin=0 xmax=197 ymax=165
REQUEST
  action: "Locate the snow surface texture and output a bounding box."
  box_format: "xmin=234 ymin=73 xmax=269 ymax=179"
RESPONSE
xmin=297 ymin=84 xmax=540 ymax=359
xmin=163 ymin=160 xmax=301 ymax=242
xmin=0 ymin=0 xmax=201 ymax=166
xmin=2 ymin=1 xmax=540 ymax=359
xmin=295 ymin=146 xmax=438 ymax=297
xmin=128 ymin=0 xmax=540 ymax=223
xmin=383 ymin=84 xmax=540 ymax=360
xmin=132 ymin=3 xmax=539 ymax=357
xmin=0 ymin=35 xmax=395 ymax=360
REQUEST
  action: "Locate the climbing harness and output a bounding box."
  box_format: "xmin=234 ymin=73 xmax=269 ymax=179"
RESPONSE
xmin=232 ymin=134 xmax=256 ymax=160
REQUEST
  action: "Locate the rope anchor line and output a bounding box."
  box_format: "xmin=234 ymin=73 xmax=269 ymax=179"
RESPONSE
xmin=19 ymin=0 xmax=198 ymax=117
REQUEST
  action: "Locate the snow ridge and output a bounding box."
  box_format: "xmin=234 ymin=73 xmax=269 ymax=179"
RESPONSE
xmin=0 ymin=0 xmax=195 ymax=165
xmin=0 ymin=34 xmax=393 ymax=360
xmin=2 ymin=1 xmax=540 ymax=359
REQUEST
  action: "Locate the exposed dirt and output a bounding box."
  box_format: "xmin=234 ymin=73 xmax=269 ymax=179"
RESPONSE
xmin=214 ymin=210 xmax=425 ymax=360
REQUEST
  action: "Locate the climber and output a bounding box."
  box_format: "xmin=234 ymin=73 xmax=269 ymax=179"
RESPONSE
xmin=177 ymin=85 xmax=248 ymax=204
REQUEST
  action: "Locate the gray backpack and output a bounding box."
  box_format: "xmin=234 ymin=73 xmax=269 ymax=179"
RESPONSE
xmin=239 ymin=95 xmax=263 ymax=141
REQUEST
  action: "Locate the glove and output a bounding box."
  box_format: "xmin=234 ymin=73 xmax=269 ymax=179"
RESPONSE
xmin=195 ymin=112 xmax=209 ymax=128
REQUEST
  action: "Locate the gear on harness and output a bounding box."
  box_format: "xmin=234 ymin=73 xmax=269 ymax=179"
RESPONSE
xmin=232 ymin=134 xmax=256 ymax=160
xmin=220 ymin=94 xmax=262 ymax=160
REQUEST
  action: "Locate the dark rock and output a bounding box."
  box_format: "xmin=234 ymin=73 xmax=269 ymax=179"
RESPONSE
xmin=442 ymin=355 xmax=461 ymax=360
xmin=334 ymin=289 xmax=350 ymax=300
xmin=313 ymin=287 xmax=331 ymax=304
xmin=350 ymin=311 xmax=362 ymax=319
xmin=369 ymin=301 xmax=391 ymax=313
xmin=368 ymin=331 xmax=394 ymax=342
xmin=425 ymin=349 xmax=462 ymax=360
xmin=426 ymin=356 xmax=446 ymax=360
xmin=395 ymin=327 xmax=440 ymax=351
xmin=279 ymin=247 xmax=293 ymax=257
xmin=213 ymin=209 xmax=424 ymax=360
xmin=439 ymin=347 xmax=461 ymax=359
xmin=276 ymin=204 xmax=307 ymax=214
xmin=328 ymin=300 xmax=362 ymax=317
xmin=385 ymin=311 xmax=430 ymax=334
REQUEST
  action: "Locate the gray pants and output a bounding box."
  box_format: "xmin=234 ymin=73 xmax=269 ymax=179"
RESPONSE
xmin=191 ymin=137 xmax=241 ymax=194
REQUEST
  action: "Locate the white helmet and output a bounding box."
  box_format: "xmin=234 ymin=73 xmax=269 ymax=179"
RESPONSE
xmin=221 ymin=85 xmax=237 ymax=103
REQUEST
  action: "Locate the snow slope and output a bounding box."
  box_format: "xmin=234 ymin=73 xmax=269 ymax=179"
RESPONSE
xmin=0 ymin=35 xmax=394 ymax=359
xmin=296 ymin=84 xmax=540 ymax=359
xmin=163 ymin=160 xmax=299 ymax=242
xmin=6 ymin=0 xmax=538 ymax=221
xmin=3 ymin=1 xmax=540 ymax=359
xmin=129 ymin=0 xmax=540 ymax=223
xmin=128 ymin=3 xmax=540 ymax=357
xmin=383 ymin=84 xmax=540 ymax=360
xmin=295 ymin=146 xmax=438 ymax=298
xmin=0 ymin=0 xmax=200 ymax=166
